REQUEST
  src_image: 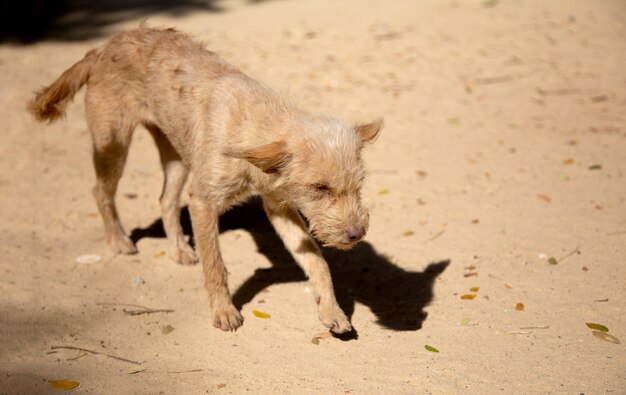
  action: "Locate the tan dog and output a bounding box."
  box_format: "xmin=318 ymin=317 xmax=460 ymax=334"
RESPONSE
xmin=29 ymin=27 xmax=382 ymax=333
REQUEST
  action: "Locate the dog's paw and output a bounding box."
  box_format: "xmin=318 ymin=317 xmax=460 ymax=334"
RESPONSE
xmin=109 ymin=235 xmax=138 ymax=255
xmin=173 ymin=244 xmax=198 ymax=266
xmin=319 ymin=302 xmax=352 ymax=334
xmin=212 ymin=304 xmax=244 ymax=332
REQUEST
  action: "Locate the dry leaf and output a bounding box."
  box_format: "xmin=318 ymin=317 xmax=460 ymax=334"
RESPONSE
xmin=252 ymin=310 xmax=271 ymax=319
xmin=162 ymin=324 xmax=175 ymax=334
xmin=461 ymin=294 xmax=477 ymax=300
xmin=464 ymin=272 xmax=478 ymax=278
xmin=515 ymin=303 xmax=525 ymax=311
xmin=314 ymin=332 xmax=332 ymax=340
xmin=125 ymin=366 xmax=146 ymax=374
xmin=504 ymin=282 xmax=512 ymax=289
xmin=537 ymin=194 xmax=552 ymax=203
xmin=592 ymin=331 xmax=620 ymax=344
xmin=48 ymin=380 xmax=80 ymax=390
xmin=217 ymin=383 xmax=227 ymax=389
xmin=402 ymin=230 xmax=415 ymax=237
xmin=469 ymin=286 xmax=480 ymax=292
xmin=471 ymin=218 xmax=480 ymax=224
xmin=563 ymin=158 xmax=574 ymax=165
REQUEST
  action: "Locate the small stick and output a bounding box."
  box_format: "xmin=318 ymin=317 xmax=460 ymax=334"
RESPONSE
xmin=424 ymin=229 xmax=445 ymax=243
xmin=557 ymin=245 xmax=580 ymax=263
xmin=606 ymin=231 xmax=626 ymax=236
xmin=97 ymin=302 xmax=175 ymax=315
xmin=123 ymin=308 xmax=175 ymax=316
xmin=51 ymin=345 xmax=142 ymax=365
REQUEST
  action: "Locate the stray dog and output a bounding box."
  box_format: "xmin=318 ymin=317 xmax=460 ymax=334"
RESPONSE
xmin=29 ymin=27 xmax=382 ymax=333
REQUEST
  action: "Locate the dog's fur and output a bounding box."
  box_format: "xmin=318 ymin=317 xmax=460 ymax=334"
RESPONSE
xmin=29 ymin=27 xmax=382 ymax=333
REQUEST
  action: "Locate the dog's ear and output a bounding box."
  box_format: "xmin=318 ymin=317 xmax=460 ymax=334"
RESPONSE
xmin=354 ymin=118 xmax=383 ymax=144
xmin=227 ymin=141 xmax=291 ymax=174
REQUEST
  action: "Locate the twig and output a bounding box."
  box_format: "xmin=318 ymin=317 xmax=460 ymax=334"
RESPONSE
xmin=475 ymin=75 xmax=515 ymax=85
xmin=97 ymin=302 xmax=175 ymax=316
xmin=557 ymin=245 xmax=581 ymax=263
xmin=51 ymin=345 xmax=142 ymax=365
xmin=536 ymin=88 xmax=580 ymax=96
xmin=167 ymin=369 xmax=204 ymax=374
xmin=607 ymin=231 xmax=626 ymax=236
xmin=424 ymin=229 xmax=445 ymax=243
xmin=123 ymin=308 xmax=175 ymax=316
xmin=519 ymin=325 xmax=550 ymax=330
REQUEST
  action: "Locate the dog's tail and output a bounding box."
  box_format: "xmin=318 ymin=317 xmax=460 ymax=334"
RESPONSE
xmin=28 ymin=48 xmax=100 ymax=123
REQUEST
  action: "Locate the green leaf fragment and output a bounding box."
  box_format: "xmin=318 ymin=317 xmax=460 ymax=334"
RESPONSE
xmin=311 ymin=337 xmax=320 ymax=345
xmin=460 ymin=318 xmax=471 ymax=326
xmin=585 ymin=323 xmax=608 ymax=332
xmin=424 ymin=345 xmax=439 ymax=353
xmin=548 ymin=257 xmax=558 ymax=265
xmin=588 ymin=164 xmax=602 ymax=170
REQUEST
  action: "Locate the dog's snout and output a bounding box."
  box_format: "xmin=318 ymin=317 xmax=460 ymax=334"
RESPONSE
xmin=346 ymin=225 xmax=366 ymax=241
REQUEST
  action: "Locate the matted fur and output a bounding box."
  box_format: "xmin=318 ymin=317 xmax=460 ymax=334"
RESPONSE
xmin=28 ymin=27 xmax=382 ymax=333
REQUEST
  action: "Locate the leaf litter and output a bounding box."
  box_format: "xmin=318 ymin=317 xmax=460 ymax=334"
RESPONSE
xmin=48 ymin=380 xmax=80 ymax=390
xmin=592 ymin=331 xmax=620 ymax=344
xmin=252 ymin=310 xmax=271 ymax=319
xmin=311 ymin=331 xmax=332 ymax=345
xmin=585 ymin=323 xmax=608 ymax=332
xmin=585 ymin=323 xmax=620 ymax=343
xmin=424 ymin=345 xmax=439 ymax=353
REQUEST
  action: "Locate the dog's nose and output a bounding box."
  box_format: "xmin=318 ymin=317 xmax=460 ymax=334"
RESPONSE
xmin=346 ymin=225 xmax=366 ymax=241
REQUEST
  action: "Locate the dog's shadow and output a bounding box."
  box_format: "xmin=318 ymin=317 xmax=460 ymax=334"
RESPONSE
xmin=130 ymin=197 xmax=449 ymax=337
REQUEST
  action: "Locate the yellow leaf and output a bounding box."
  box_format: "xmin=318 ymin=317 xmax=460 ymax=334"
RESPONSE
xmin=252 ymin=310 xmax=271 ymax=319
xmin=461 ymin=294 xmax=477 ymax=300
xmin=48 ymin=380 xmax=80 ymax=390
xmin=469 ymin=286 xmax=480 ymax=292
xmin=153 ymin=251 xmax=166 ymax=258
xmin=378 ymin=188 xmax=390 ymax=196
xmin=515 ymin=303 xmax=525 ymax=311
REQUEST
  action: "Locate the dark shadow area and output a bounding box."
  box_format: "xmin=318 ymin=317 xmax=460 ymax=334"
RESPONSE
xmin=0 ymin=0 xmax=270 ymax=44
xmin=130 ymin=197 xmax=449 ymax=334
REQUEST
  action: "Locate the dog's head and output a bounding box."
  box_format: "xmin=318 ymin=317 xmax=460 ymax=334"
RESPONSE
xmin=231 ymin=117 xmax=383 ymax=250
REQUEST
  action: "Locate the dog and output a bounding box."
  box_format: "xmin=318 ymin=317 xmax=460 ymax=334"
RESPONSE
xmin=28 ymin=27 xmax=382 ymax=333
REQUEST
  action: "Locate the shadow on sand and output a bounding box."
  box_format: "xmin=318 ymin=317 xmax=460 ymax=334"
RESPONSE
xmin=130 ymin=197 xmax=449 ymax=338
xmin=0 ymin=0 xmax=272 ymax=44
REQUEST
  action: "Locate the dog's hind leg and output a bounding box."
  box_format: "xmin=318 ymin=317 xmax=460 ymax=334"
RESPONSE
xmin=145 ymin=123 xmax=197 ymax=265
xmin=87 ymin=95 xmax=137 ymax=255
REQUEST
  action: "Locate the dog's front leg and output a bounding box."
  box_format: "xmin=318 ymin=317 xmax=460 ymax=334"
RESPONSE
xmin=262 ymin=195 xmax=352 ymax=333
xmin=189 ymin=196 xmax=243 ymax=331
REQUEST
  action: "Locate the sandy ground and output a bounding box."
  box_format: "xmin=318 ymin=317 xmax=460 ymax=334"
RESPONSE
xmin=1 ymin=0 xmax=625 ymax=393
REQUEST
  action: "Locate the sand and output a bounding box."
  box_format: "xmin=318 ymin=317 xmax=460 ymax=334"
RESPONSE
xmin=1 ymin=0 xmax=625 ymax=393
